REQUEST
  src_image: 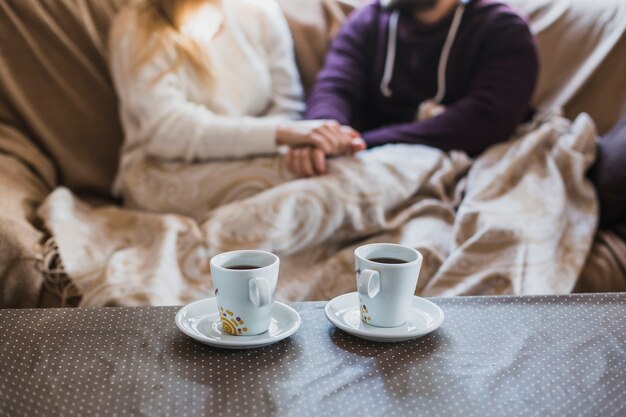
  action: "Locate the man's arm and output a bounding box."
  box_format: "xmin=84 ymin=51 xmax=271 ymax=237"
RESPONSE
xmin=304 ymin=6 xmax=376 ymax=125
xmin=362 ymin=13 xmax=539 ymax=156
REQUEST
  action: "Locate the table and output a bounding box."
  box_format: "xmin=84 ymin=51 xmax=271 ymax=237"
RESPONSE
xmin=1 ymin=294 xmax=625 ymax=417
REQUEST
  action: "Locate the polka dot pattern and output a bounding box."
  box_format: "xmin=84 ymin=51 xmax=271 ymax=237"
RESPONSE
xmin=1 ymin=293 xmax=625 ymax=417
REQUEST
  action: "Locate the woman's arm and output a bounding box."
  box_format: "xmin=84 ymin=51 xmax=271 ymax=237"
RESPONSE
xmin=109 ymin=10 xmax=279 ymax=162
xmin=109 ymin=8 xmax=358 ymax=162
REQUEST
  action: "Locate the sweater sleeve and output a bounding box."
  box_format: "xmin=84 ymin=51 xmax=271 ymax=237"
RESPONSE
xmin=109 ymin=11 xmax=278 ymax=162
xmin=260 ymin=1 xmax=306 ymax=120
xmin=362 ymin=12 xmax=539 ymax=156
xmin=304 ymin=6 xmax=375 ymax=125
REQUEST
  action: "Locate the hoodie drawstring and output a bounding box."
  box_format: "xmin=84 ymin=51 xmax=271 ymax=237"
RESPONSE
xmin=433 ymin=3 xmax=466 ymax=103
xmin=379 ymin=0 xmax=468 ymax=103
xmin=380 ymin=10 xmax=400 ymax=98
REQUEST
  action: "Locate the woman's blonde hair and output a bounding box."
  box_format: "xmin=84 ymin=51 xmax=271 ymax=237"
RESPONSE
xmin=126 ymin=0 xmax=220 ymax=84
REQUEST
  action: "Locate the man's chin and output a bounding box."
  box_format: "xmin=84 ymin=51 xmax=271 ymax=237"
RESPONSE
xmin=381 ymin=0 xmax=439 ymax=12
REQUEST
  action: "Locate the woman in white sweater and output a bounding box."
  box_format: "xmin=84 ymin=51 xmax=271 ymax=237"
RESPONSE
xmin=109 ymin=0 xmax=363 ymax=218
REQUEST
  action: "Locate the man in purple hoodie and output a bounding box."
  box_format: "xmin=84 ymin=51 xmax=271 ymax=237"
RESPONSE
xmin=285 ymin=0 xmax=539 ymax=177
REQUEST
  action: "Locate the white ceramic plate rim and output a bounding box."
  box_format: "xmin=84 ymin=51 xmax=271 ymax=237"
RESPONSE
xmin=175 ymin=297 xmax=301 ymax=347
xmin=324 ymin=292 xmax=444 ymax=340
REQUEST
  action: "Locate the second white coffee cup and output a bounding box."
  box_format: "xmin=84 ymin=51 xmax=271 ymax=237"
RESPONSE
xmin=355 ymin=243 xmax=423 ymax=328
xmin=210 ymin=250 xmax=279 ymax=336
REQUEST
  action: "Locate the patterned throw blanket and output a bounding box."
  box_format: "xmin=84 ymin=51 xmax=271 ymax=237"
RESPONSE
xmin=38 ymin=113 xmax=598 ymax=306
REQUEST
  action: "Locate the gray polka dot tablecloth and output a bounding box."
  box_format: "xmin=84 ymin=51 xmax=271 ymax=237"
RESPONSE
xmin=1 ymin=294 xmax=625 ymax=417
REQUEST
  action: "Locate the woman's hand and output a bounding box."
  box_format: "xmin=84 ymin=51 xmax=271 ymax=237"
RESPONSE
xmin=284 ymin=136 xmax=367 ymax=178
xmin=276 ymin=120 xmax=362 ymax=156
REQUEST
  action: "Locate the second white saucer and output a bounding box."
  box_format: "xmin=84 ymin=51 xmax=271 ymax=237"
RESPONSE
xmin=325 ymin=292 xmax=444 ymax=342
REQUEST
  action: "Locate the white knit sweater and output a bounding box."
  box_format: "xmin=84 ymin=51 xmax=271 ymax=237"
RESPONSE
xmin=109 ymin=0 xmax=304 ymax=195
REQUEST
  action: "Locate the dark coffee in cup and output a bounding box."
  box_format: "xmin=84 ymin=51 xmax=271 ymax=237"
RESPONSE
xmin=225 ymin=265 xmax=259 ymax=270
xmin=368 ymin=257 xmax=407 ymax=264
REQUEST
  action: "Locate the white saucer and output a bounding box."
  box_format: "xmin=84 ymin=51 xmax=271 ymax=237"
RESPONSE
xmin=325 ymin=292 xmax=444 ymax=342
xmin=175 ymin=297 xmax=301 ymax=349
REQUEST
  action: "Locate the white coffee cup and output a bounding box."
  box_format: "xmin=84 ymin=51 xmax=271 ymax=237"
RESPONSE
xmin=210 ymin=250 xmax=279 ymax=336
xmin=355 ymin=243 xmax=423 ymax=327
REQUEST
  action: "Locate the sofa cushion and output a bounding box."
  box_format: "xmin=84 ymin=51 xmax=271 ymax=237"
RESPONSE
xmin=276 ymin=0 xmax=360 ymax=92
xmin=0 ymin=0 xmax=127 ymax=197
xmin=507 ymin=0 xmax=626 ymax=135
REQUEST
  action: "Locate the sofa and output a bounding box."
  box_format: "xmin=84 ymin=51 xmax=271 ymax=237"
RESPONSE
xmin=1 ymin=0 xmax=625 ymax=308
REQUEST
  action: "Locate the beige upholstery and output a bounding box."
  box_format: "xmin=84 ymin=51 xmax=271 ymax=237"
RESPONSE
xmin=0 ymin=0 xmax=624 ymax=306
xmin=508 ymin=0 xmax=626 ymax=135
xmin=0 ymin=0 xmax=126 ymax=196
xmin=277 ymin=0 xmax=362 ymax=92
xmin=0 ymin=125 xmax=55 ymax=307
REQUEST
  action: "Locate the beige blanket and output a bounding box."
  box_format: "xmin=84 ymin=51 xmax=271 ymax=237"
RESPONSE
xmin=38 ymin=113 xmax=598 ymax=306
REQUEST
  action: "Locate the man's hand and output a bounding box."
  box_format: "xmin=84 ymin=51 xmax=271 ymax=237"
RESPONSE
xmin=284 ymin=136 xmax=367 ymax=178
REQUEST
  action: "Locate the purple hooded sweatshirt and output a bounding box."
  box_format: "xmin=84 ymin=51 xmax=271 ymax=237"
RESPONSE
xmin=305 ymin=0 xmax=539 ymax=156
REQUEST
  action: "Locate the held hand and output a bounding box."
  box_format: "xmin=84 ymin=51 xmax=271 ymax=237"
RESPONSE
xmin=284 ymin=147 xmax=327 ymax=178
xmin=277 ymin=120 xmax=365 ymax=156
xmin=283 ymin=137 xmax=367 ymax=178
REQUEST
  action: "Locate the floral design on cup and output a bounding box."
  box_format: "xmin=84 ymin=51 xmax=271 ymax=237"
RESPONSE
xmin=219 ymin=306 xmax=248 ymax=335
xmin=360 ymin=304 xmax=372 ymax=323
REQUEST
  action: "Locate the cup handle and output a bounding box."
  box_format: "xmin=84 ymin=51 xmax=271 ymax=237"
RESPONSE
xmin=357 ymin=269 xmax=380 ymax=299
xmin=249 ymin=277 xmax=271 ymax=307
